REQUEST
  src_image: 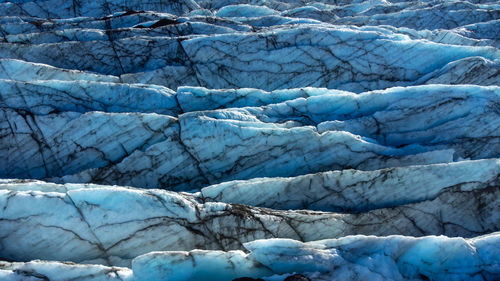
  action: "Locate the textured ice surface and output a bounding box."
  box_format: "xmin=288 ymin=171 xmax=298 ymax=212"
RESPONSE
xmin=0 ymin=177 xmax=498 ymax=267
xmin=0 ymin=261 xmax=132 ymax=281
xmin=1 ymin=22 xmax=498 ymax=91
xmin=0 ymin=79 xmax=179 ymax=115
xmin=0 ymin=0 xmax=499 ymax=280
xmin=1 ymin=234 xmax=498 ymax=281
xmin=4 ymin=85 xmax=500 ymax=190
xmin=201 ymin=159 xmax=500 ymax=211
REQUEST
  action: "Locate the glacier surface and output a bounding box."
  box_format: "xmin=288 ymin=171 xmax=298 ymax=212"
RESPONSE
xmin=0 ymin=0 xmax=499 ymax=280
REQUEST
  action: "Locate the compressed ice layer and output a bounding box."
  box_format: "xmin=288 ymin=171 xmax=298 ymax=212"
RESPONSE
xmin=1 ymin=106 xmax=455 ymax=189
xmin=133 ymin=233 xmax=500 ymax=281
xmin=0 ymin=59 xmax=119 ymax=82
xmin=0 ymin=79 xmax=179 ymax=115
xmin=0 ymin=0 xmax=200 ymax=18
xmin=0 ymin=0 xmax=499 ymax=279
xmin=0 ymin=261 xmax=132 ymax=281
xmin=201 ymin=159 xmax=500 ymax=212
xmin=0 ymin=178 xmax=498 ymax=266
xmin=3 ymin=85 xmax=500 ymax=190
xmin=2 ymin=233 xmax=497 ymax=281
xmin=1 ymin=24 xmax=498 ymax=92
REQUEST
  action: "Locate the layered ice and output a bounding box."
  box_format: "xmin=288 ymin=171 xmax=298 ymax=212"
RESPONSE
xmin=0 ymin=0 xmax=200 ymax=18
xmin=1 ymin=0 xmax=499 ymax=280
xmin=0 ymin=177 xmax=498 ymax=267
xmin=0 ymin=261 xmax=132 ymax=281
xmin=201 ymin=159 xmax=500 ymax=212
xmin=3 ymin=85 xmax=499 ymax=190
xmin=0 ymin=79 xmax=179 ymax=115
xmin=1 ymin=23 xmax=498 ymax=91
xmin=3 ymin=234 xmax=497 ymax=281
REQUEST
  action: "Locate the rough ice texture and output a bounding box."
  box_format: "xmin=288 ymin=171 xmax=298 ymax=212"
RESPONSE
xmin=0 ymin=110 xmax=208 ymax=190
xmin=3 ymin=85 xmax=500 ymax=190
xmin=0 ymin=59 xmax=119 ymax=82
xmin=0 ymin=19 xmax=498 ymax=92
xmin=200 ymin=159 xmax=500 ymax=212
xmin=0 ymin=0 xmax=200 ymax=18
xmin=0 ymin=79 xmax=179 ymax=115
xmin=1 ymin=0 xmax=499 ymax=280
xmin=0 ymin=261 xmax=132 ymax=281
xmin=0 ymin=177 xmax=498 ymax=267
xmin=1 ymin=233 xmax=498 ymax=281
xmin=133 ymin=234 xmax=500 ymax=281
xmin=0 ymin=24 xmax=497 ymax=92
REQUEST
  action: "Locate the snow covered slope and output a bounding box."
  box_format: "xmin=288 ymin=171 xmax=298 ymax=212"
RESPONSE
xmin=0 ymin=0 xmax=499 ymax=280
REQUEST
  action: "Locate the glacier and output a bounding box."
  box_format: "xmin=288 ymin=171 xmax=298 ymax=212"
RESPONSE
xmin=1 ymin=175 xmax=498 ymax=266
xmin=0 ymin=0 xmax=499 ymax=280
xmin=1 ymin=233 xmax=499 ymax=280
